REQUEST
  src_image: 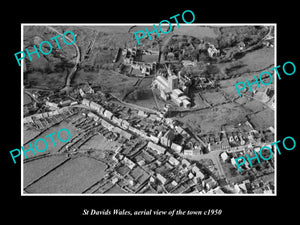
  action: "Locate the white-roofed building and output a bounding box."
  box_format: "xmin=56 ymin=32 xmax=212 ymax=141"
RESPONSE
xmin=172 ymin=89 xmax=184 ymax=97
xmin=171 ymin=142 xmax=183 ymax=153
xmin=220 ymin=152 xmax=229 ymax=162
xmin=147 ymin=141 xmax=166 ymax=154
xmin=168 ymin=156 xmax=180 ymax=166
xmin=157 ymin=173 xmax=167 ymax=185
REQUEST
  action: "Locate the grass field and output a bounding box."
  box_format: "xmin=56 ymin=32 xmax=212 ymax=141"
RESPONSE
xmin=72 ymin=69 xmax=138 ymax=97
xmin=25 ymin=156 xmax=107 ymax=193
xmin=23 ymin=154 xmax=69 ymax=187
xmin=27 ymin=71 xmax=68 ymax=90
xmin=249 ymin=108 xmax=274 ymax=131
xmin=176 ymin=102 xmax=247 ymax=134
xmin=173 ymin=25 xmax=218 ymax=41
xmin=79 ymin=133 xmax=122 ymax=152
xmin=23 ymin=120 xmax=80 ymax=158
xmin=202 ymin=90 xmax=227 ymax=105
xmin=24 ymin=126 xmax=42 ymax=144
xmin=23 ymin=92 xmax=32 ymax=105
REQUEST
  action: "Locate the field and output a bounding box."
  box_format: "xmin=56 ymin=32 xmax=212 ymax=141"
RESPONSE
xmin=238 ymin=46 xmax=274 ymax=71
xmin=25 ymin=156 xmax=107 ymax=193
xmin=23 ymin=119 xmax=80 ymax=158
xmin=192 ymin=92 xmax=209 ymax=108
xmin=178 ymin=95 xmax=274 ymax=134
xmin=72 ymin=69 xmax=138 ymax=98
xmin=249 ymin=108 xmax=274 ymax=130
xmin=24 ymin=126 xmax=42 ymax=143
xmin=173 ymin=26 xmax=219 ymax=41
xmin=177 ymin=102 xmax=251 ymax=134
xmin=125 ymin=88 xmax=166 ymax=110
xmin=243 ymin=99 xmax=266 ymax=113
xmin=26 ymin=71 xmax=68 ymax=90
xmin=23 ymin=92 xmax=32 ymax=105
xmin=79 ymin=133 xmax=122 ymax=152
xmin=201 ymin=90 xmax=227 ymax=105
xmin=23 ymin=154 xmax=68 ymax=187
xmin=218 ymin=47 xmax=274 ymax=88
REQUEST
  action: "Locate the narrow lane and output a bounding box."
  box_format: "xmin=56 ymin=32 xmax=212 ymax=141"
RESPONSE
xmin=46 ymin=26 xmax=81 ymax=91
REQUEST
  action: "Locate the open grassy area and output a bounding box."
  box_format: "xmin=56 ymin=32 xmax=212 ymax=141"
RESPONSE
xmin=23 ymin=119 xmax=80 ymax=158
xmin=71 ymin=69 xmax=138 ymax=97
xmin=173 ymin=25 xmax=219 ymax=42
xmin=25 ymin=156 xmax=107 ymax=193
xmin=23 ymin=154 xmax=69 ymax=187
xmin=23 ymin=92 xmax=32 ymax=105
xmin=79 ymin=133 xmax=122 ymax=152
xmin=26 ymin=71 xmax=68 ymax=90
xmin=249 ymin=108 xmax=274 ymax=131
xmin=177 ymin=102 xmax=251 ymax=134
xmin=24 ymin=126 xmax=43 ymax=144
xmin=202 ymin=90 xmax=227 ymax=105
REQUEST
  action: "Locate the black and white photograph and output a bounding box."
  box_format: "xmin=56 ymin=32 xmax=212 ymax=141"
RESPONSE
xmin=21 ymin=24 xmax=276 ymax=195
xmin=3 ymin=3 xmax=298 ymax=223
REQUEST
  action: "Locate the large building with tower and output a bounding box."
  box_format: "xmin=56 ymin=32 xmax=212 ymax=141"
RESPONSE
xmin=153 ymin=66 xmax=191 ymax=108
xmin=168 ymin=75 xmax=178 ymax=90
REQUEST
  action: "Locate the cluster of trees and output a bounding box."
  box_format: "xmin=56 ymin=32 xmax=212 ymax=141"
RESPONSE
xmin=160 ymin=35 xmax=216 ymax=63
xmin=179 ymin=62 xmax=224 ymax=80
xmin=216 ymin=26 xmax=268 ymax=49
xmin=162 ymin=43 xmax=211 ymax=62
xmin=79 ymin=62 xmax=122 ymax=72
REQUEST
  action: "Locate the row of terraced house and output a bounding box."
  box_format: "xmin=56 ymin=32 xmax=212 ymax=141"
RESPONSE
xmin=81 ymin=98 xmax=191 ymax=155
